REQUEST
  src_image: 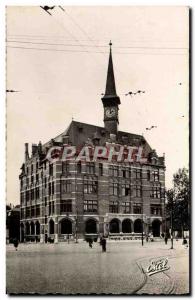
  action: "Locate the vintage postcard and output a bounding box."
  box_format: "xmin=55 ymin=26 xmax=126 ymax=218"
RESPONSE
xmin=6 ymin=6 xmax=190 ymax=295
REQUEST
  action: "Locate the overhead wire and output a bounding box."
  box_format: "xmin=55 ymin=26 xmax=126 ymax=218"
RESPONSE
xmin=6 ymin=39 xmax=188 ymax=50
xmin=7 ymin=7 xmax=188 ymax=141
xmin=7 ymin=45 xmax=187 ymax=55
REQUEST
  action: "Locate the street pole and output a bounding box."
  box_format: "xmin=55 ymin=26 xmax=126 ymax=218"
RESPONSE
xmin=75 ymin=215 xmax=78 ymax=243
xmin=141 ymin=218 xmax=144 ymax=246
xmin=164 ymin=190 xmax=167 ymax=243
xmin=75 ymin=161 xmax=78 ymax=244
xmin=170 ymin=197 xmax=174 ymax=249
xmin=141 ymin=178 xmax=144 ymax=247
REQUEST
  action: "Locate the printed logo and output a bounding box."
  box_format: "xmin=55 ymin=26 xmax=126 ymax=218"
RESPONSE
xmin=46 ymin=145 xmax=147 ymax=163
xmin=146 ymin=257 xmax=170 ymax=276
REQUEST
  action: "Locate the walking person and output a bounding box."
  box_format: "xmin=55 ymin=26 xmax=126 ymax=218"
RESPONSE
xmin=88 ymin=238 xmax=93 ymax=248
xmin=101 ymin=236 xmax=107 ymax=252
xmin=146 ymin=234 xmax=149 ymax=242
xmin=13 ymin=238 xmax=19 ymax=251
xmin=164 ymin=233 xmax=168 ymax=245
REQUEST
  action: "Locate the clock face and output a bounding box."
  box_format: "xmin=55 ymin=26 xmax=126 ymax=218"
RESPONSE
xmin=105 ymin=107 xmax=116 ymax=118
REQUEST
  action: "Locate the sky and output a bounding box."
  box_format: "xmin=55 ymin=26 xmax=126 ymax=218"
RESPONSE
xmin=6 ymin=6 xmax=189 ymax=205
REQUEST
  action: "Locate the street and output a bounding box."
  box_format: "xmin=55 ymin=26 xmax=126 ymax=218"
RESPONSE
xmin=6 ymin=240 xmax=189 ymax=295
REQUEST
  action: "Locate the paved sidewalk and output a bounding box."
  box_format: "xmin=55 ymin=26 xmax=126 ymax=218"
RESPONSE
xmin=136 ymin=251 xmax=189 ymax=295
xmin=6 ymin=240 xmax=189 ymax=294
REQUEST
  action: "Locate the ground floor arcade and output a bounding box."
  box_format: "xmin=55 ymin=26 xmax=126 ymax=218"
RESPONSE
xmin=20 ymin=214 xmax=163 ymax=243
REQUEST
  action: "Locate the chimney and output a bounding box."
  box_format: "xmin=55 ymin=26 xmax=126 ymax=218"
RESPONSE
xmin=25 ymin=143 xmax=29 ymax=161
xmin=32 ymin=144 xmax=38 ymax=156
xmin=38 ymin=141 xmax=42 ymax=155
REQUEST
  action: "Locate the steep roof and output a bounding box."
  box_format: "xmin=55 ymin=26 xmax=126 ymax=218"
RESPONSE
xmin=101 ymin=42 xmax=120 ymax=105
xmin=43 ymin=120 xmax=152 ymax=154
xmin=104 ymin=42 xmax=117 ymax=97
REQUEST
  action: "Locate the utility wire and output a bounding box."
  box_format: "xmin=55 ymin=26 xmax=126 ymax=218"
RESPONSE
xmin=7 ymin=45 xmax=98 ymax=53
xmin=6 ymin=39 xmax=188 ymax=50
xmin=52 ymin=6 xmax=188 ymax=82
xmin=39 ymin=7 xmax=90 ymax=54
xmin=62 ymin=7 xmax=105 ymax=55
xmin=57 ymin=7 xmax=132 ymax=81
xmin=7 ymin=34 xmax=186 ymax=43
xmin=7 ymin=45 xmax=187 ymax=55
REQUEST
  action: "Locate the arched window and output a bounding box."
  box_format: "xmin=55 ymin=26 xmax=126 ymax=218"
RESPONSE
xmin=30 ymin=222 xmax=35 ymax=235
xmin=109 ymin=219 xmax=120 ymax=233
xmin=60 ymin=219 xmax=72 ymax=234
xmin=122 ymin=219 xmax=132 ymax=233
xmin=49 ymin=219 xmax=54 ymax=234
xmin=152 ymin=219 xmax=161 ymax=237
xmin=85 ymin=219 xmax=97 ymax=234
xmin=26 ymin=222 xmax=30 ymax=235
xmin=35 ymin=221 xmax=40 ymax=235
xmin=134 ymin=219 xmax=143 ymax=233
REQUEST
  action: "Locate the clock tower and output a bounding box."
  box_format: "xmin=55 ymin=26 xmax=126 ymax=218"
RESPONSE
xmin=101 ymin=41 xmax=121 ymax=135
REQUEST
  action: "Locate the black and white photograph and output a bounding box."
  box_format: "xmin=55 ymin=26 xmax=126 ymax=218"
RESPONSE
xmin=5 ymin=5 xmax=190 ymax=295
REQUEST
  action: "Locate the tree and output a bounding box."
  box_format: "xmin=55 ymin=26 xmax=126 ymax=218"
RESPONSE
xmin=166 ymin=168 xmax=190 ymax=239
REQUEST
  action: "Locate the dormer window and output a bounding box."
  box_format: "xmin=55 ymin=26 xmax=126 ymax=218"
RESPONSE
xmin=78 ymin=126 xmax=83 ymax=132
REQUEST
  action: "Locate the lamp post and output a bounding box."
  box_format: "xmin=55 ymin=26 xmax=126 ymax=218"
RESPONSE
xmin=170 ymin=195 xmax=174 ymax=249
xmin=66 ymin=212 xmax=70 ymax=244
xmin=141 ymin=171 xmax=144 ymax=247
xmin=75 ymin=161 xmax=78 ymax=244
xmin=164 ymin=189 xmax=168 ymax=242
xmin=75 ymin=214 xmax=78 ymax=243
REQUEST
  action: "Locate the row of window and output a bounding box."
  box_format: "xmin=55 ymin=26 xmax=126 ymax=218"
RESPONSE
xmin=109 ymin=167 xmax=160 ymax=181
xmin=62 ymin=162 xmax=160 ymax=181
xmin=61 ymin=180 xmax=161 ymax=198
xmin=25 ymin=161 xmax=39 ymax=176
xmin=21 ymin=163 xmax=161 ymax=189
xmin=21 ymin=183 xmax=161 ymax=202
xmin=21 ymin=182 xmax=55 ymax=202
xmin=109 ymin=203 xmax=162 ymax=215
xmin=23 ymin=188 xmax=40 ymax=202
xmin=25 ymin=159 xmax=161 ymax=177
xmin=21 ymin=202 xmax=162 ymax=217
xmin=22 ymin=205 xmax=40 ymax=219
xmin=21 ymin=163 xmax=53 ymax=188
xmin=25 ymin=162 xmax=54 ymax=175
xmin=21 ymin=174 xmax=40 ymax=188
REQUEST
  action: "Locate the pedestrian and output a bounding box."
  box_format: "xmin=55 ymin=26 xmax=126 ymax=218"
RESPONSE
xmin=183 ymin=239 xmax=188 ymax=249
xmin=164 ymin=233 xmax=168 ymax=245
xmin=101 ymin=236 xmax=107 ymax=252
xmin=146 ymin=234 xmax=149 ymax=242
xmin=88 ymin=238 xmax=93 ymax=248
xmin=45 ymin=231 xmax=48 ymax=243
xmin=150 ymin=233 xmax=154 ymax=242
xmin=13 ymin=238 xmax=19 ymax=251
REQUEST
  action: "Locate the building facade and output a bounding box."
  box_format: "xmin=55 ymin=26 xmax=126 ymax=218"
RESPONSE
xmin=19 ymin=44 xmax=165 ymax=243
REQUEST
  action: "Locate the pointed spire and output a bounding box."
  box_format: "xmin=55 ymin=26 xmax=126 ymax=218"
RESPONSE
xmin=105 ymin=41 xmax=117 ymax=96
xmin=102 ymin=41 xmax=120 ymax=105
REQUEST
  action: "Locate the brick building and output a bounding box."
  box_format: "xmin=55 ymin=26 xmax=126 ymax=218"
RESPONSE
xmin=19 ymin=43 xmax=165 ymax=243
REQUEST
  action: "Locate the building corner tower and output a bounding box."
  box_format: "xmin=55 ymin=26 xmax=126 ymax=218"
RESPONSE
xmin=101 ymin=41 xmax=121 ymax=135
